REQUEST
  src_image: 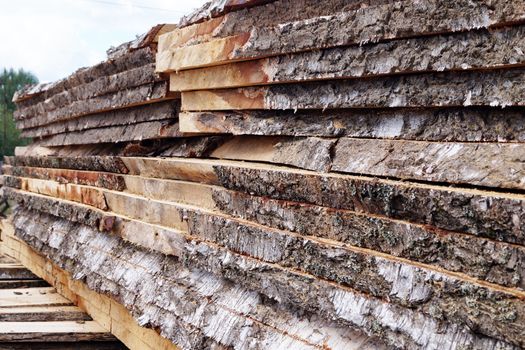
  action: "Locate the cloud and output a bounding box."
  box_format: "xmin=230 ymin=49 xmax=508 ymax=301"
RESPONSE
xmin=0 ymin=0 xmax=207 ymax=82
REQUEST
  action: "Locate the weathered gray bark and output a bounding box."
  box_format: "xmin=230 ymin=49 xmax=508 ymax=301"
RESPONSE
xmin=14 ymin=64 xmax=161 ymax=121
xmin=332 ymin=138 xmax=525 ymax=190
xmin=267 ymin=25 xmax=525 ymax=82
xmin=184 ymin=212 xmax=525 ymax=347
xmin=264 ymin=67 xmax=525 ymax=109
xmin=4 ymin=188 xmax=114 ymax=231
xmin=12 ymin=208 xmax=384 ymax=350
xmin=4 ymin=156 xmax=129 ymax=174
xmin=213 ymin=164 xmax=525 ymax=245
xmin=21 ymin=101 xmax=178 ymax=139
xmin=208 ymin=136 xmax=336 ymax=172
xmin=180 ymin=107 xmax=525 ymax=141
xmin=184 ymin=242 xmax=518 ymax=349
xmin=178 ymin=0 xmax=275 ymax=28
xmin=212 ymin=189 xmax=525 ymax=290
xmin=36 ymin=120 xmax=182 ymax=147
xmin=16 ymin=82 xmax=173 ymax=129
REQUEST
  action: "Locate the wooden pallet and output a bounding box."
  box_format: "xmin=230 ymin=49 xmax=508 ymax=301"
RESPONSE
xmin=0 ymin=253 xmax=126 ymax=349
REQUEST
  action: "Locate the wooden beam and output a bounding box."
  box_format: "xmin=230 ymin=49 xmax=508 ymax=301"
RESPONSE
xmin=3 ymin=165 xmax=126 ymax=191
xmin=20 ymin=101 xmax=178 ymax=139
xmin=35 ymin=120 xmax=185 ymax=147
xmin=4 ymin=155 xmax=130 ymax=175
xmin=181 ymin=68 xmax=525 ymax=111
xmin=0 ymin=288 xmax=72 ymax=308
xmin=177 ymin=108 xmax=525 ymax=142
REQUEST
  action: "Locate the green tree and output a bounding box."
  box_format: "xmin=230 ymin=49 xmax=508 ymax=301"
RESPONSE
xmin=0 ymin=68 xmax=38 ymax=158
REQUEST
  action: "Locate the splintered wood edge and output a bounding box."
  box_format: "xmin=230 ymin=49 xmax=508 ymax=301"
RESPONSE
xmin=156 ymin=33 xmax=251 ymax=73
xmin=0 ymin=219 xmax=179 ymax=350
xmin=158 ymin=16 xmax=225 ymax=52
xmin=170 ymin=59 xmax=270 ymax=92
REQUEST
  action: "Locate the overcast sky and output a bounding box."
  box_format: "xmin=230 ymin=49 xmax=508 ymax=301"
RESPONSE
xmin=0 ymin=0 xmax=208 ymax=83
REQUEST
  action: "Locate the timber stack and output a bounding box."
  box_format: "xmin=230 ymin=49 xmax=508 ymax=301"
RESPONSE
xmin=2 ymin=0 xmax=525 ymax=349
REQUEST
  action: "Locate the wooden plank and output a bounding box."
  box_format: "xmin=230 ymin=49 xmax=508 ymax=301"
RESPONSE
xmin=118 ymin=156 xmax=525 ymax=246
xmin=177 ymin=108 xmax=525 ymax=142
xmin=208 ymin=136 xmax=335 ymax=172
xmin=14 ymin=64 xmax=160 ymax=121
xmin=35 ymin=120 xmax=185 ymax=147
xmin=0 ymin=305 xmax=91 ymax=322
xmin=4 ymin=155 xmax=130 ymax=174
xmin=3 ymin=165 xmax=126 ymax=191
xmin=16 ymin=82 xmax=175 ymax=130
xmin=0 ymin=321 xmax=115 ymax=342
xmin=4 ymin=187 xmax=115 ymax=231
xmin=170 ymin=25 xmax=525 ymax=91
xmin=0 ymin=287 xmax=72 ymax=308
xmin=180 ymin=68 xmax=525 ymax=111
xmin=8 ymin=176 xmax=109 ymax=210
xmin=20 ymin=100 xmax=178 ymax=139
xmin=157 ymin=0 xmax=525 ymax=71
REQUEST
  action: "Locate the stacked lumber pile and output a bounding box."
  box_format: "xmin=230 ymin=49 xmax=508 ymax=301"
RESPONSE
xmin=0 ymin=252 xmax=124 ymax=349
xmin=3 ymin=0 xmax=525 ymax=349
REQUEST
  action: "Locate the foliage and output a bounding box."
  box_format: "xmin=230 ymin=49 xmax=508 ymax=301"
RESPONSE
xmin=0 ymin=68 xmax=38 ymax=158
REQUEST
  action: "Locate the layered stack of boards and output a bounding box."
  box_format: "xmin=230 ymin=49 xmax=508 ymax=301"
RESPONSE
xmin=11 ymin=24 xmax=180 ymax=150
xmin=0 ymin=252 xmax=123 ymax=349
xmin=3 ymin=0 xmax=525 ymax=349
